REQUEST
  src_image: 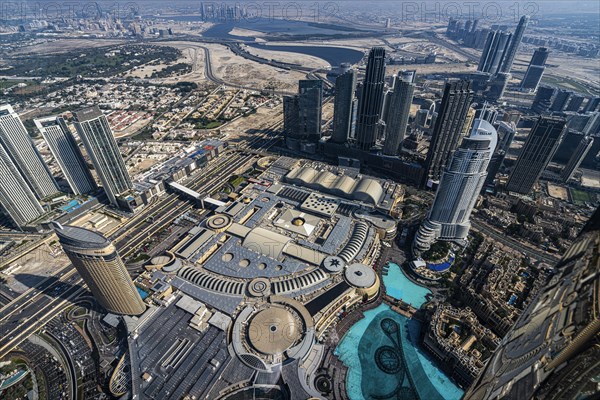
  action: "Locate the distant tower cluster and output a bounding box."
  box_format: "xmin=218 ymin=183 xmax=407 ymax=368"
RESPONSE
xmin=73 ymin=107 xmax=133 ymax=207
xmin=506 ymin=116 xmax=566 ymax=194
xmin=499 ymin=15 xmax=530 ymax=73
xmin=478 ymin=31 xmax=512 ymax=74
xmin=423 ymin=79 xmax=474 ymax=187
xmin=355 ymin=47 xmax=387 ymax=150
xmin=414 ymin=119 xmax=498 ymax=255
xmin=54 ymin=223 xmax=146 ymax=315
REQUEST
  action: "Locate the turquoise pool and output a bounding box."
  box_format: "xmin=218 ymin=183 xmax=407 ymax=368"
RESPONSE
xmin=335 ymin=264 xmax=464 ymax=400
xmin=383 ymin=262 xmax=431 ymax=306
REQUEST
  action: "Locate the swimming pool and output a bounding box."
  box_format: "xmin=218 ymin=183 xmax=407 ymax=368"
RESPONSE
xmin=383 ymin=262 xmax=431 ymax=306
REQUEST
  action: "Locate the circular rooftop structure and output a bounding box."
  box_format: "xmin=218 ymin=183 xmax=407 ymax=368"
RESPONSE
xmin=345 ymin=263 xmax=377 ymax=288
xmin=257 ymin=156 xmax=277 ymax=169
xmin=232 ymin=298 xmax=314 ymax=372
xmin=248 ymin=306 xmax=303 ymax=355
xmin=248 ymin=278 xmax=271 ymax=297
xmin=151 ymin=255 xmax=171 ymax=265
xmin=148 ymin=252 xmax=182 ymax=273
xmin=322 ymin=256 xmax=345 ymax=273
xmin=206 ymin=214 xmax=232 ymax=232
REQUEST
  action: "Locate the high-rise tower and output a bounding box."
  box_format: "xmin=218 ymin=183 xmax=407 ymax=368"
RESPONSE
xmin=414 ymin=119 xmax=497 ymax=255
xmin=531 ymin=86 xmax=556 ymax=113
xmin=356 ymin=47 xmax=386 ymax=150
xmin=477 ymin=31 xmax=512 ymax=74
xmin=283 ymin=80 xmax=323 ymax=148
xmin=584 ymin=97 xmax=600 ymax=113
xmin=331 ymin=69 xmax=357 ymax=144
xmin=529 ymin=46 xmax=549 ymax=66
xmin=73 ymin=107 xmax=133 ymax=207
xmin=506 ymin=116 xmax=565 ymax=194
xmin=54 ymin=223 xmax=146 ymax=315
xmin=550 ymin=90 xmax=572 ymax=112
xmin=35 ymin=116 xmax=97 ymax=195
xmin=520 ymin=65 xmax=545 ymax=92
xmin=383 ymin=71 xmax=416 ymax=156
xmin=521 ymin=47 xmax=549 ymax=91
xmin=560 ymin=136 xmax=594 ymax=182
xmin=298 ymin=79 xmax=323 ymax=142
xmin=499 ymin=15 xmax=530 ymax=73
xmin=0 ymin=144 xmax=44 ymax=228
xmin=0 ymin=105 xmax=58 ymax=199
xmin=564 ymin=95 xmax=585 ymax=112
xmin=423 ymin=79 xmax=474 ymax=186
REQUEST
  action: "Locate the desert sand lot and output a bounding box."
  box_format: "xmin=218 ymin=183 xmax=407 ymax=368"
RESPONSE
xmin=240 ymin=44 xmax=332 ymax=70
xmin=220 ymin=101 xmax=284 ymax=143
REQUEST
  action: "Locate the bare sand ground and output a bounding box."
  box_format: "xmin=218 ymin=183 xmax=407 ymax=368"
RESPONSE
xmin=241 ymin=44 xmax=331 ymax=70
xmin=229 ymin=27 xmax=267 ymax=37
xmin=202 ymin=42 xmax=309 ymax=91
xmin=221 ymin=102 xmax=283 ymax=143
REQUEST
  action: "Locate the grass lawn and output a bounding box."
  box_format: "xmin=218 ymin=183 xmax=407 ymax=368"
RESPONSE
xmin=569 ymin=188 xmax=594 ymax=203
xmin=0 ymin=79 xmax=26 ymax=89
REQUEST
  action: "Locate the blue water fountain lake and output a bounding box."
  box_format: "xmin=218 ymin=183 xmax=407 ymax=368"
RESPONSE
xmin=335 ymin=263 xmax=464 ymax=400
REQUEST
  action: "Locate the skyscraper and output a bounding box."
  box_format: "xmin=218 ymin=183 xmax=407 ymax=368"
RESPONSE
xmin=383 ymin=71 xmax=416 ymax=156
xmin=521 ymin=46 xmax=549 ymax=91
xmin=283 ymin=80 xmax=323 ymax=147
xmin=477 ymin=31 xmax=512 ymax=74
xmin=499 ymin=15 xmax=530 ymax=73
xmin=423 ymin=79 xmax=474 ymax=186
xmin=73 ymin=107 xmax=133 ymax=207
xmin=413 ymin=119 xmax=497 ymax=255
xmin=529 ymin=46 xmax=549 ymax=66
xmin=331 ymin=69 xmax=357 ymax=144
xmin=560 ymin=136 xmax=594 ymax=182
xmin=550 ymin=89 xmax=572 ymax=112
xmin=485 ymin=72 xmax=511 ymax=102
xmin=54 ymin=223 xmax=146 ymax=315
xmin=583 ymin=97 xmax=600 ymax=113
xmin=483 ymin=121 xmax=517 ymax=189
xmin=0 ymin=144 xmax=44 ymax=229
xmin=464 ymin=207 xmax=600 ymax=400
xmin=564 ymin=94 xmax=585 ymax=112
xmin=0 ymin=104 xmax=58 ymax=199
xmin=506 ymin=116 xmax=566 ymax=194
xmin=298 ymin=79 xmax=323 ymax=142
xmin=531 ymin=86 xmax=556 ymax=113
xmin=283 ymin=95 xmax=300 ymax=139
xmin=356 ymin=47 xmax=386 ymax=150
xmin=35 ymin=116 xmax=97 ymax=195
xmin=520 ymin=65 xmax=546 ymax=91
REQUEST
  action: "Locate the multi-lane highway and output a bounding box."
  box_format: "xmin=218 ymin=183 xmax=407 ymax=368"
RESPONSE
xmin=0 ymin=120 xmax=282 ymax=359
xmin=471 ymin=219 xmax=560 ymax=265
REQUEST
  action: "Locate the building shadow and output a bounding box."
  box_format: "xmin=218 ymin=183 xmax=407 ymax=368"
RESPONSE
xmin=12 ymin=273 xmax=89 ymax=306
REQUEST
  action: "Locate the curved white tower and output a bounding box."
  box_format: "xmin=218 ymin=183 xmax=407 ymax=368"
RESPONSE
xmin=414 ymin=119 xmax=497 ymax=255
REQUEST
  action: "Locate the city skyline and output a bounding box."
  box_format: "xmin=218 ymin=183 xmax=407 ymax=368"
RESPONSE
xmin=0 ymin=8 xmax=598 ymax=400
